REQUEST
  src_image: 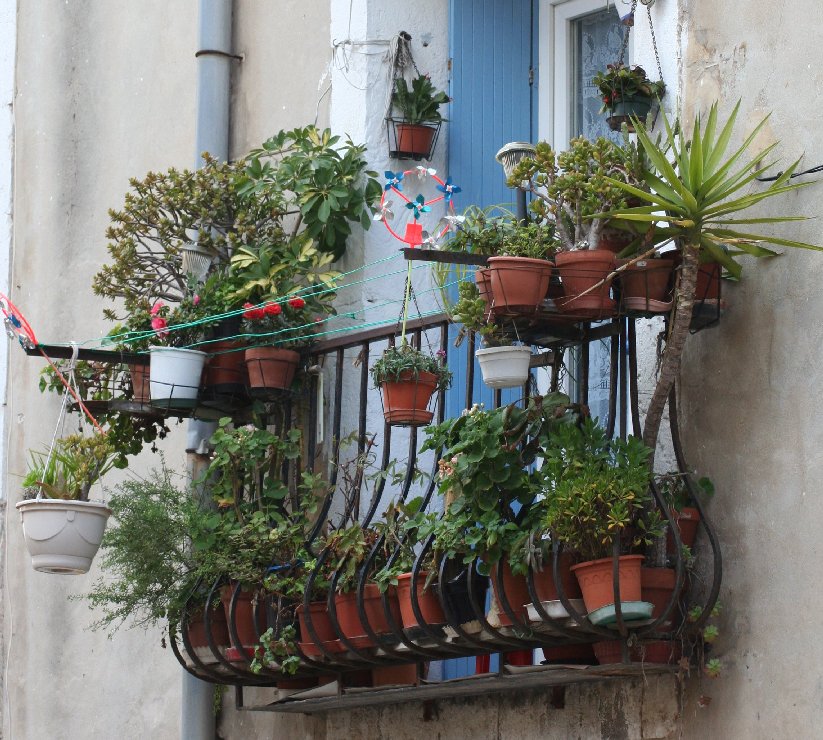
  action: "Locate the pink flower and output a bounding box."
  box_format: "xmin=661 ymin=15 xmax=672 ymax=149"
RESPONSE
xmin=288 ymin=297 xmax=306 ymax=309
xmin=150 ymin=301 xmax=165 ymax=316
xmin=264 ymin=302 xmax=282 ymax=316
xmin=192 ymin=294 xmax=201 ymax=306
xmin=151 ymin=316 xmax=168 ymax=338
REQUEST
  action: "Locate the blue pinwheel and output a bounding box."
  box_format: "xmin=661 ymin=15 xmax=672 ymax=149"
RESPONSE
xmin=384 ymin=170 xmax=404 ymax=192
xmin=436 ymin=176 xmax=462 ymax=202
xmin=405 ymin=194 xmax=431 ymax=221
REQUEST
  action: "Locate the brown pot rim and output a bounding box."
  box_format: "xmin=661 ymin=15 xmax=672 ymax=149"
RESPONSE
xmin=570 ymin=554 xmax=644 ymax=572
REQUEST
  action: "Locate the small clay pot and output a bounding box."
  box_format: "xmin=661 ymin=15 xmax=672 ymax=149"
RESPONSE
xmin=380 ymin=370 xmax=438 ymax=426
xmin=571 ymin=554 xmax=644 ymax=613
xmin=489 ymin=561 xmax=530 ymax=627
xmin=244 ymin=347 xmax=300 ymax=391
xmin=396 ymin=572 xmax=446 ymax=628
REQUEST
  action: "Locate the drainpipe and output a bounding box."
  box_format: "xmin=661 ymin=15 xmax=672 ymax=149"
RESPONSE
xmin=182 ymin=1 xmax=234 ymax=738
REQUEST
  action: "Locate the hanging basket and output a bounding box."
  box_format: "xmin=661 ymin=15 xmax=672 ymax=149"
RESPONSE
xmin=243 ymin=347 xmax=300 ymax=395
xmin=149 ymin=346 xmax=206 ymax=410
xmin=16 ymin=498 xmax=111 ymax=574
xmin=387 ymin=118 xmax=441 ymax=161
xmin=476 ymin=346 xmax=532 ymax=389
xmin=606 ymin=96 xmax=653 ymax=132
xmin=380 ymin=370 xmax=438 ymax=426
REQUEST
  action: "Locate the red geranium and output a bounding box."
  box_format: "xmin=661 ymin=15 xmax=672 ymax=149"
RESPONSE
xmin=288 ymin=297 xmax=306 ymax=309
xmin=264 ymin=301 xmax=282 ymax=316
xmin=242 ymin=302 xmax=266 ymax=320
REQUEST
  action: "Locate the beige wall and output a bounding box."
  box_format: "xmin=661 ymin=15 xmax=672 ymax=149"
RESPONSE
xmin=4 ymin=2 xmax=331 ymax=738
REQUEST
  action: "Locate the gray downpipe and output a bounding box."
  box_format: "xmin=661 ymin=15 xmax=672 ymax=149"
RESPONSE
xmin=182 ymin=1 xmax=233 ymax=738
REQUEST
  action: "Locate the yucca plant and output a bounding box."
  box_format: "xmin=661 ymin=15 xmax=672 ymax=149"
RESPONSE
xmin=608 ymin=101 xmax=823 ymax=465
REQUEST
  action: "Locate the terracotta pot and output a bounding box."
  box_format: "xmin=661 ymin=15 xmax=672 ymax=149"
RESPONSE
xmin=597 ymin=226 xmax=634 ymax=253
xmin=641 ymin=567 xmax=677 ymax=622
xmin=486 ymin=256 xmax=552 ymax=314
xmin=276 ymin=676 xmax=318 ymax=690
xmin=380 ymin=370 xmax=438 ymax=426
xmin=554 ymin=249 xmax=617 ymax=317
xmin=571 ymin=554 xmax=644 ymax=613
xmin=128 ymin=364 xmax=151 ymax=403
xmin=220 ymin=585 xmax=265 ymax=648
xmin=371 ymin=663 xmax=418 ymax=687
xmin=395 ymin=123 xmax=436 ymax=158
xmin=185 ymin=605 xmax=231 ymax=649
xmin=541 ymin=643 xmax=596 ymax=664
xmin=475 ymin=267 xmax=492 ymax=306
xmin=633 ymin=640 xmax=682 ymax=665
xmin=333 ymin=585 xmax=402 ymax=645
xmin=667 ymin=507 xmax=701 ymax=553
xmin=618 ymin=258 xmax=674 ymax=312
xmin=532 ymin=551 xmax=582 ymax=603
xmin=396 ymin=572 xmax=446 ymax=628
xmin=489 ymin=561 xmax=530 ymax=627
xmin=296 ymin=601 xmax=338 ymax=657
xmin=203 ymin=340 xmax=248 ymax=395
xmin=244 ymin=347 xmax=300 ymax=391
xmin=593 ymin=639 xmax=628 ymax=665
xmin=695 ymin=261 xmax=721 ymax=300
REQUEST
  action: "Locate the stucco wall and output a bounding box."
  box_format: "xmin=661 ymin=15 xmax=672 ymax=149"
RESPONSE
xmin=4 ymin=1 xmax=331 ymax=738
xmin=675 ymin=0 xmax=823 ymax=736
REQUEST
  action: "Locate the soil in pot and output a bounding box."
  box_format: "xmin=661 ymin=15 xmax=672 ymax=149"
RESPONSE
xmin=333 ymin=585 xmax=402 ymax=645
xmin=554 ymin=250 xmax=617 ymax=318
xmin=641 ymin=567 xmax=678 ymax=623
xmin=571 ymin=554 xmax=644 ymax=613
xmin=489 ymin=561 xmax=530 ymax=627
xmin=396 ymin=572 xmax=446 ymax=629
xmin=186 ymin=604 xmax=231 ymax=649
xmin=395 ymin=123 xmax=436 ymax=158
xmin=486 ymin=256 xmax=552 ymax=315
xmin=618 ymin=258 xmax=674 ymax=312
xmin=220 ymin=585 xmax=266 ymax=648
xmin=532 ymin=551 xmax=582 ymax=603
xmin=380 ymin=370 xmax=438 ymax=426
xmin=244 ymin=347 xmax=300 ymax=394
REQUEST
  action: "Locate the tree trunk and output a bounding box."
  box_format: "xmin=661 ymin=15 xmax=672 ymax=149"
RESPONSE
xmin=642 ymin=241 xmax=700 ymax=470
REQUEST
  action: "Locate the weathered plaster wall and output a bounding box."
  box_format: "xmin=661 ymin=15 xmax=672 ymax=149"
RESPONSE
xmin=675 ymin=0 xmax=823 ymax=736
xmin=4 ymin=2 xmax=332 ymax=738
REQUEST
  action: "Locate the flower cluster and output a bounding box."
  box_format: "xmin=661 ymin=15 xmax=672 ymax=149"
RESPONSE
xmin=241 ymin=296 xmax=313 ymax=345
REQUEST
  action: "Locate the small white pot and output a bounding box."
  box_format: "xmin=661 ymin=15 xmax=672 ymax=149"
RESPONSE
xmin=16 ymin=498 xmax=112 ymax=574
xmin=149 ymin=346 xmax=207 ymax=409
xmin=476 ymin=346 xmax=532 ymax=389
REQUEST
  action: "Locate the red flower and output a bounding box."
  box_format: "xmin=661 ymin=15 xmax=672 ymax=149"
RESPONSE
xmin=151 ymin=316 xmax=168 ymax=338
xmin=288 ymin=297 xmax=306 ymax=309
xmin=264 ymin=301 xmax=282 ymax=316
xmin=150 ymin=300 xmax=165 ymax=317
xmin=242 ymin=302 xmax=265 ymax=320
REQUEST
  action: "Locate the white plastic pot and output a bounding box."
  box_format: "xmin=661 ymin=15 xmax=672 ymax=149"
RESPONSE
xmin=476 ymin=346 xmax=532 ymax=389
xmin=16 ymin=498 xmax=112 ymax=574
xmin=149 ymin=346 xmax=207 ymax=409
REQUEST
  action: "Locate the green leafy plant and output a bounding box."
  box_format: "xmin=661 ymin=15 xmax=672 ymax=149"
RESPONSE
xmin=540 ymin=418 xmax=659 ymax=562
xmin=392 ymin=75 xmax=450 ymax=125
xmin=657 ymin=471 xmax=714 ymax=512
xmin=23 ymin=434 xmax=117 ymax=501
xmin=592 ymin=63 xmax=665 ymax=113
xmin=450 ymin=280 xmax=509 ymax=347
xmin=370 ymin=343 xmax=452 ymax=392
xmin=499 ymin=222 xmax=557 ymax=259
xmin=604 ymin=101 xmax=823 ymax=467
xmin=251 ymin=624 xmax=300 ymax=675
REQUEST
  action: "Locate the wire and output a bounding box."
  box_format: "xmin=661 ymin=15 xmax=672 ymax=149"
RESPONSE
xmin=755 ymin=163 xmax=823 ymax=182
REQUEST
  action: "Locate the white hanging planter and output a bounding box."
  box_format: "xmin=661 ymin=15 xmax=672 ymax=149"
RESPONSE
xmin=149 ymin=346 xmax=207 ymax=409
xmin=16 ymin=498 xmax=112 ymax=574
xmin=476 ymin=346 xmax=532 ymax=389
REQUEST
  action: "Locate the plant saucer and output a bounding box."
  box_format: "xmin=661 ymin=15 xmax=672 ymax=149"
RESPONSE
xmin=587 ymin=600 xmax=654 ymax=626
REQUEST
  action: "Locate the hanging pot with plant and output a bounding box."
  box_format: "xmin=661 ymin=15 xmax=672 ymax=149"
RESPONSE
xmin=388 ymin=74 xmax=450 ymax=160
xmin=593 ymin=61 xmax=665 ymax=133
xmin=371 ymin=343 xmax=452 ymax=426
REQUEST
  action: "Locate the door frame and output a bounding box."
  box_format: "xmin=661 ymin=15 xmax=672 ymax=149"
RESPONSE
xmin=538 ymin=0 xmax=627 ymax=147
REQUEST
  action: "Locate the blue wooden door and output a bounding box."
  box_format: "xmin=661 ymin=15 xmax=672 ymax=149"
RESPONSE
xmin=441 ymin=0 xmax=538 ymax=681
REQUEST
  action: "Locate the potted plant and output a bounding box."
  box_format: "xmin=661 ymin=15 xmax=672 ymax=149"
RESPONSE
xmin=390 ymin=74 xmax=450 ymax=159
xmin=510 ymin=137 xmax=647 ymax=317
xmin=17 ymin=434 xmax=116 ymax=574
xmin=617 ymin=253 xmax=675 ymax=313
xmin=451 ymin=280 xmax=532 ymax=389
xmin=593 ymin=63 xmax=665 ymax=132
xmin=371 ymin=343 xmax=452 ymax=426
xmin=541 ymin=418 xmax=662 ymax=624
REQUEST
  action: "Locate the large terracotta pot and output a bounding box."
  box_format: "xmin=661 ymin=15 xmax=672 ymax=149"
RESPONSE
xmin=380 ymin=370 xmax=438 ymax=426
xmin=571 ymin=554 xmax=644 ymax=613
xmin=128 ymin=364 xmax=151 ymax=403
xmin=489 ymin=561 xmax=530 ymax=627
xmin=395 ymin=123 xmax=436 ymax=158
xmin=186 ymin=604 xmax=231 ymax=649
xmin=396 ymin=572 xmax=446 ymax=628
xmin=532 ymin=551 xmax=582 ymax=603
xmin=667 ymin=507 xmax=701 ymax=554
xmin=554 ymin=249 xmax=617 ymax=317
xmin=618 ymin=258 xmax=674 ymax=312
xmin=220 ymin=585 xmax=264 ymax=648
xmin=641 ymin=567 xmax=677 ymax=622
xmin=296 ymin=601 xmax=340 ymax=657
xmin=333 ymin=584 xmax=402 ymax=646
xmin=695 ymin=261 xmax=721 ymax=300
xmin=486 ymin=256 xmax=552 ymax=314
xmin=244 ymin=347 xmax=300 ymax=392
xmin=203 ymin=340 xmax=248 ymax=397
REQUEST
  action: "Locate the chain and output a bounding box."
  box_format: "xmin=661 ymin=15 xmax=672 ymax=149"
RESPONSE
xmin=616 ymin=0 xmax=637 ymax=66
xmin=647 ymin=2 xmax=664 ymax=80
